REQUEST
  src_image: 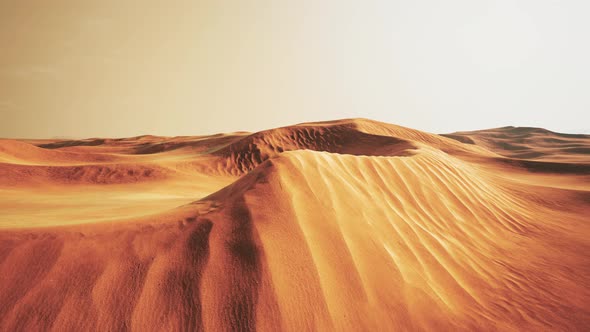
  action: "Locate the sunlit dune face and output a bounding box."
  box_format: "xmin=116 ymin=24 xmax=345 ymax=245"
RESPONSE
xmin=0 ymin=119 xmax=589 ymax=330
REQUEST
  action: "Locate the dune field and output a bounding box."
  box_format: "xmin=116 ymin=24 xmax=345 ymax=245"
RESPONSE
xmin=0 ymin=118 xmax=588 ymax=331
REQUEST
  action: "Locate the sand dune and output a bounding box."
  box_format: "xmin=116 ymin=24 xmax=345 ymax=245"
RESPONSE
xmin=444 ymin=126 xmax=590 ymax=163
xmin=212 ymin=121 xmax=418 ymax=175
xmin=0 ymin=119 xmax=589 ymax=331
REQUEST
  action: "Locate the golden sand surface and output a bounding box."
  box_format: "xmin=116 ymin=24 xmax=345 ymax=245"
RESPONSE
xmin=0 ymin=119 xmax=588 ymax=331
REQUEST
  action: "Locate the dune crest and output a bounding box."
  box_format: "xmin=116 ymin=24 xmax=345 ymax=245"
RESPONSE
xmin=0 ymin=119 xmax=589 ymax=331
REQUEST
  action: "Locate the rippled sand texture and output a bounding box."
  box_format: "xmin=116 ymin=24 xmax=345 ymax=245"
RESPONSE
xmin=1 ymin=119 xmax=589 ymax=331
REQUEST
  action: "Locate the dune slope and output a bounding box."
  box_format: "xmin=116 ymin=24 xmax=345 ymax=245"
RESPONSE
xmin=443 ymin=126 xmax=590 ymax=163
xmin=0 ymin=119 xmax=589 ymax=331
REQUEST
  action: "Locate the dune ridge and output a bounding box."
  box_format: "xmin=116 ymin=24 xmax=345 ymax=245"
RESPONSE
xmin=0 ymin=119 xmax=589 ymax=331
xmin=443 ymin=126 xmax=590 ymax=163
xmin=212 ymin=121 xmax=417 ymax=175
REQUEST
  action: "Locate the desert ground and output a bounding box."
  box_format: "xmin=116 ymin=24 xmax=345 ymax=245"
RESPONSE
xmin=0 ymin=118 xmax=588 ymax=331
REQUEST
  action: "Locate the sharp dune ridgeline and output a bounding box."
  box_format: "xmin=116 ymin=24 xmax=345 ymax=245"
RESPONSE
xmin=0 ymin=119 xmax=589 ymax=331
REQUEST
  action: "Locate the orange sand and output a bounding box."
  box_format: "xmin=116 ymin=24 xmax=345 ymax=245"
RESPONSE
xmin=0 ymin=119 xmax=588 ymax=331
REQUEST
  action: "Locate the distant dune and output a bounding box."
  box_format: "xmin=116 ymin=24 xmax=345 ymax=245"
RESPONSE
xmin=0 ymin=119 xmax=589 ymax=331
xmin=443 ymin=126 xmax=590 ymax=163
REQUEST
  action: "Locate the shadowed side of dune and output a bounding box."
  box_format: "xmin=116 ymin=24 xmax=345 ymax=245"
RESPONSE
xmin=0 ymin=214 xmax=216 ymax=331
xmin=0 ymin=160 xmax=283 ymax=331
xmin=494 ymin=157 xmax=590 ymax=174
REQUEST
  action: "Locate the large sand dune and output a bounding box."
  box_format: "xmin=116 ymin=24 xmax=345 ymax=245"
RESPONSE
xmin=0 ymin=119 xmax=589 ymax=331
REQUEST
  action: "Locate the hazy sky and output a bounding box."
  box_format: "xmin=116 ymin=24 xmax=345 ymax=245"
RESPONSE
xmin=2 ymin=0 xmax=589 ymax=138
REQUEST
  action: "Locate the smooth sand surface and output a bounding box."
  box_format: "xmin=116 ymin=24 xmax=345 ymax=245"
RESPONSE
xmin=0 ymin=119 xmax=588 ymax=331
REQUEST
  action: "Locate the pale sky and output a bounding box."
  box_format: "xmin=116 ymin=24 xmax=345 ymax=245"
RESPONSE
xmin=1 ymin=0 xmax=589 ymax=138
